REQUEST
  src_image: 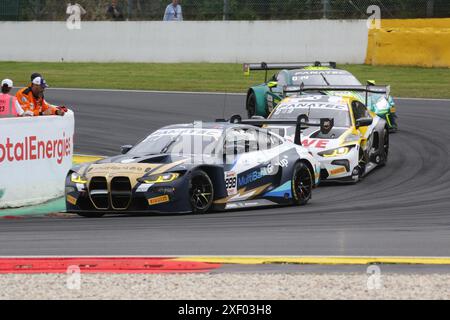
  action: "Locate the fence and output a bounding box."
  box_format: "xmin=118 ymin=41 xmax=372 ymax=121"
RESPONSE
xmin=1 ymin=0 xmax=449 ymax=21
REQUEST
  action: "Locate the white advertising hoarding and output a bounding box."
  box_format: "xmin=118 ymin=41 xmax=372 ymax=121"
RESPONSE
xmin=0 ymin=111 xmax=74 ymax=208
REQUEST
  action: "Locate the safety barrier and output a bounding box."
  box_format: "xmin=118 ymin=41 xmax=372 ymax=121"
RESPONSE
xmin=365 ymin=18 xmax=450 ymax=67
xmin=0 ymin=20 xmax=368 ymax=63
xmin=0 ymin=111 xmax=74 ymax=208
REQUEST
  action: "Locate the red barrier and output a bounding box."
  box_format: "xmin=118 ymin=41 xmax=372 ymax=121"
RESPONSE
xmin=0 ymin=257 xmax=221 ymax=274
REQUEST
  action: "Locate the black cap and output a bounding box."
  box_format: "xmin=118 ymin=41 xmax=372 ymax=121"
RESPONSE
xmin=31 ymin=73 xmax=42 ymax=82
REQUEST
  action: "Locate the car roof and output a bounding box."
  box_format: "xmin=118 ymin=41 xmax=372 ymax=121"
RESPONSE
xmin=160 ymin=122 xmax=265 ymax=131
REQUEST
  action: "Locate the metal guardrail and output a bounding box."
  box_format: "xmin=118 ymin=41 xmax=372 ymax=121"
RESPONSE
xmin=1 ymin=0 xmax=449 ymax=21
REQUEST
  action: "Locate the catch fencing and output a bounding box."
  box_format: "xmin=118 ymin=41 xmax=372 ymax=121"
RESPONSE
xmin=1 ymin=0 xmax=449 ymax=21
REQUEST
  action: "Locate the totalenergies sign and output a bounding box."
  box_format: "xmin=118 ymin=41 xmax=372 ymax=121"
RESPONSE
xmin=0 ymin=111 xmax=74 ymax=208
xmin=0 ymin=133 xmax=72 ymax=165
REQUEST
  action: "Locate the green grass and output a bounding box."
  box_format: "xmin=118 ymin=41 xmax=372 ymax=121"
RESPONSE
xmin=0 ymin=62 xmax=449 ymax=98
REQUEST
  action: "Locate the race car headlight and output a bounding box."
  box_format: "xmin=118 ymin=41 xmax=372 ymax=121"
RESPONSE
xmin=71 ymin=172 xmax=87 ymax=184
xmin=318 ymin=146 xmax=355 ymax=158
xmin=141 ymin=173 xmax=180 ymax=184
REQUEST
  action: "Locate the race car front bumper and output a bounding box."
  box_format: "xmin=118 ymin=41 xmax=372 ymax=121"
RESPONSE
xmin=315 ymin=147 xmax=359 ymax=183
xmin=65 ymin=175 xmax=193 ymax=214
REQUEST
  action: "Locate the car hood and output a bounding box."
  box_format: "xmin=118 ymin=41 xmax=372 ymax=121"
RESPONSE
xmin=75 ymin=153 xmax=218 ymax=178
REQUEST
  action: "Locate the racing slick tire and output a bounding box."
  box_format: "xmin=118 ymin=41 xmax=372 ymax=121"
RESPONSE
xmin=379 ymin=128 xmax=390 ymax=167
xmin=352 ymin=148 xmax=366 ymax=184
xmin=291 ymin=162 xmax=313 ymax=206
xmin=76 ymin=212 xmax=106 ymax=218
xmin=189 ymin=170 xmax=214 ymax=214
xmin=246 ymin=92 xmax=257 ymax=118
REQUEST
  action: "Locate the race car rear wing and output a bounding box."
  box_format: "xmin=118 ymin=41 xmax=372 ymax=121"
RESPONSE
xmin=218 ymin=114 xmax=334 ymax=146
xmin=283 ymin=84 xmax=391 ymax=107
xmin=243 ymin=61 xmax=337 ymax=82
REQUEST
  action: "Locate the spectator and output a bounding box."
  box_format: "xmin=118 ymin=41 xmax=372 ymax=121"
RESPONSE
xmin=16 ymin=74 xmax=65 ymax=117
xmin=106 ymin=0 xmax=125 ymax=20
xmin=0 ymin=79 xmax=30 ymax=118
xmin=163 ymin=0 xmax=183 ymax=21
xmin=66 ymin=2 xmax=87 ymax=17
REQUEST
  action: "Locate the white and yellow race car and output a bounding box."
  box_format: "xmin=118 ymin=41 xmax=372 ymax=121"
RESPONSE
xmin=265 ymin=85 xmax=390 ymax=183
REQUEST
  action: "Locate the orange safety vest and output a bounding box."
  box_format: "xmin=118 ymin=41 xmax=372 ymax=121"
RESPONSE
xmin=0 ymin=93 xmax=18 ymax=117
xmin=15 ymin=86 xmax=57 ymax=116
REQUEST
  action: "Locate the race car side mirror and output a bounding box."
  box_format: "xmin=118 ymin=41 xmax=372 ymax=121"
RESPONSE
xmin=121 ymin=145 xmax=133 ymax=154
xmin=367 ymin=80 xmax=376 ymax=86
xmin=355 ymin=118 xmax=373 ymax=128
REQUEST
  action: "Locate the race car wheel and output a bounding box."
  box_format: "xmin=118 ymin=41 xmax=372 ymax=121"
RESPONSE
xmin=379 ymin=128 xmax=390 ymax=166
xmin=352 ymin=148 xmax=366 ymax=183
xmin=189 ymin=170 xmax=214 ymax=214
xmin=76 ymin=212 xmax=106 ymax=218
xmin=292 ymin=162 xmax=313 ymax=205
xmin=247 ymin=92 xmax=256 ymax=118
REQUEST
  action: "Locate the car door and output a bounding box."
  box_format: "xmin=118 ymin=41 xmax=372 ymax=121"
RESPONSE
xmin=222 ymin=128 xmax=277 ymax=202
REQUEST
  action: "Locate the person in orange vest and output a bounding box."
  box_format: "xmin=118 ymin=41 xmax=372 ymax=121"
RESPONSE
xmin=0 ymin=79 xmax=31 ymax=118
xmin=16 ymin=74 xmax=66 ymax=117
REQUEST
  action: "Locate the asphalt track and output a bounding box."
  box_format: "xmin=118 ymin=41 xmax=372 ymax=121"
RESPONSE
xmin=1 ymin=89 xmax=449 ymax=257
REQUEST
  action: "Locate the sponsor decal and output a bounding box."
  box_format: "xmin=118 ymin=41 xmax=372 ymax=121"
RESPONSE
xmin=0 ymin=133 xmax=72 ymax=165
xmin=224 ymin=171 xmax=238 ymax=196
xmin=147 ymin=128 xmax=222 ymax=141
xmin=302 ymin=139 xmax=329 ymax=149
xmin=148 ymin=195 xmax=170 ymax=206
xmin=87 ymin=164 xmax=158 ymax=174
xmin=66 ymin=195 xmax=77 ymax=205
xmin=273 ymin=102 xmax=346 ymax=116
xmin=274 ymin=158 xmax=289 ymax=168
xmin=330 ymin=167 xmax=346 ymax=175
xmin=238 ymin=166 xmax=271 ymax=186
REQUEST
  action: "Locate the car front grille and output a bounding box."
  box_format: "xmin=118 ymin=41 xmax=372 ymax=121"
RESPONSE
xmin=89 ymin=177 xmax=109 ymax=209
xmin=110 ymin=177 xmax=132 ymax=210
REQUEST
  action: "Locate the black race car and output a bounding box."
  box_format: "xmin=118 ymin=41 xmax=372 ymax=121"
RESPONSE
xmin=66 ymin=119 xmax=321 ymax=217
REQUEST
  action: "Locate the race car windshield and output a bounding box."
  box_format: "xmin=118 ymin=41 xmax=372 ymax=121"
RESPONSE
xmin=271 ymin=104 xmax=351 ymax=127
xmin=291 ymin=73 xmax=361 ymax=86
xmin=129 ymin=128 xmax=222 ymax=156
xmin=291 ymin=75 xmax=327 ymax=86
xmin=323 ymin=74 xmax=361 ymax=86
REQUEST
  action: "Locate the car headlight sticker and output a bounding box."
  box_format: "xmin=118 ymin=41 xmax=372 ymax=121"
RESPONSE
xmin=71 ymin=172 xmax=88 ymax=184
xmin=142 ymin=172 xmax=180 ymax=184
xmin=319 ymin=145 xmax=355 ymax=158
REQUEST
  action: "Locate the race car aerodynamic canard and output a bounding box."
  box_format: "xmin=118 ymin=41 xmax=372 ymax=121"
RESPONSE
xmin=65 ymin=120 xmax=321 ymax=217
xmin=264 ymin=85 xmax=390 ymax=183
xmin=243 ymin=62 xmax=398 ymax=131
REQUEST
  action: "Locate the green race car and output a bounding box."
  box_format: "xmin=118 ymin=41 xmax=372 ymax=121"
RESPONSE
xmin=244 ymin=62 xmax=398 ymax=132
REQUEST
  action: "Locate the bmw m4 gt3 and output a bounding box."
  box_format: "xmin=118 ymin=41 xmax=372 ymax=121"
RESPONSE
xmin=65 ymin=120 xmax=320 ymax=217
